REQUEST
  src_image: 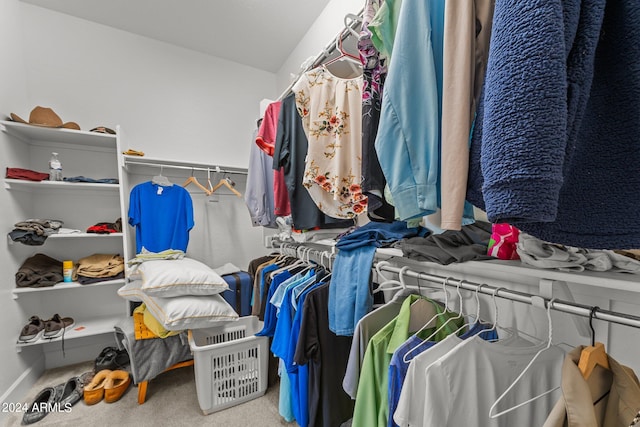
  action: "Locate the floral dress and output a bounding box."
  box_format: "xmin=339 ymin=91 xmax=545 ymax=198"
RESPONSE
xmin=293 ymin=67 xmax=366 ymax=219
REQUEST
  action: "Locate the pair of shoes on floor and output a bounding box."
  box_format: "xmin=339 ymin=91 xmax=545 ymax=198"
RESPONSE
xmin=84 ymin=369 xmax=131 ymax=405
xmin=22 ymin=376 xmax=83 ymax=425
xmin=94 ymin=346 xmax=130 ymax=371
xmin=18 ymin=314 xmax=74 ymax=343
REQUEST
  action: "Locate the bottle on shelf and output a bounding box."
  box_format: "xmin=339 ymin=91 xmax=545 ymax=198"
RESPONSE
xmin=62 ymin=260 xmax=74 ymax=283
xmin=48 ymin=152 xmax=62 ymax=181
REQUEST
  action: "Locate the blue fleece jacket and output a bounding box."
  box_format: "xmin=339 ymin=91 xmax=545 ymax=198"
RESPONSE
xmin=468 ymin=0 xmax=640 ymax=249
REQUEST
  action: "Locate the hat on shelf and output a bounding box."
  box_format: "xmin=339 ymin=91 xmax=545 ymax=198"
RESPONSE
xmin=10 ymin=106 xmax=80 ymax=130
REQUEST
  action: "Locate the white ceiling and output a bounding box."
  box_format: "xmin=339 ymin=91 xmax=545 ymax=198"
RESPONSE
xmin=21 ymin=0 xmax=332 ymax=73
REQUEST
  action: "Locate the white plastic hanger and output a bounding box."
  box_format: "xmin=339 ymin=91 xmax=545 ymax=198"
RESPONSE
xmin=152 ymin=165 xmax=173 ymax=186
xmin=343 ymin=13 xmax=362 ymax=39
xmin=373 ymin=265 xmax=409 ymax=294
xmin=488 ymin=297 xmax=559 ymax=419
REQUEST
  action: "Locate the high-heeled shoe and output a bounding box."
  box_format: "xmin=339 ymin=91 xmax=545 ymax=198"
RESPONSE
xmin=83 ymin=369 xmax=111 ymax=405
xmin=104 ymin=370 xmax=131 ymax=403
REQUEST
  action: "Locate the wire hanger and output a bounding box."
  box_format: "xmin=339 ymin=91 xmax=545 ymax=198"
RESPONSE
xmin=577 ymin=306 xmax=610 ymax=379
xmin=183 ymin=168 xmax=211 ymax=194
xmin=401 ymin=277 xmax=455 ymax=363
xmin=152 ymin=165 xmax=173 ymax=187
xmin=488 ymin=298 xmax=560 ymax=419
xmin=404 ymin=278 xmax=466 ymax=362
xmin=452 ymin=282 xmax=485 ymax=336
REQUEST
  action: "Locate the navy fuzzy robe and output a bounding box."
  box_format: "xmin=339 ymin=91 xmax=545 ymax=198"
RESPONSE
xmin=467 ymin=0 xmax=640 ymax=249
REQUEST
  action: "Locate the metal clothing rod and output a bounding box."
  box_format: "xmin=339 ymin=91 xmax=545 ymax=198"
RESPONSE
xmin=375 ymin=262 xmax=640 ymax=330
xmin=124 ymin=160 xmax=248 ymax=176
xmin=275 ymin=241 xmax=640 ymax=329
xmin=277 ymin=7 xmax=364 ymax=101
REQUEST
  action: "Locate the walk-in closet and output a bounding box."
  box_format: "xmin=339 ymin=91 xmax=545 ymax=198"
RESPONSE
xmin=1 ymin=0 xmax=639 ymax=426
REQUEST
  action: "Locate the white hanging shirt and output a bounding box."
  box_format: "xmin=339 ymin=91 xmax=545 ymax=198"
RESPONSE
xmin=293 ymin=66 xmax=366 ymax=219
xmin=394 ymin=332 xmax=537 ymax=426
xmin=413 ymin=335 xmax=565 ymax=426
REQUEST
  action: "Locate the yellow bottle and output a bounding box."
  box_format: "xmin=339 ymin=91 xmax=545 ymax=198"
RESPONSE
xmin=62 ymin=260 xmax=74 ymax=283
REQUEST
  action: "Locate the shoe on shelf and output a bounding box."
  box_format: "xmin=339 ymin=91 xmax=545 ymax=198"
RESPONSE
xmin=104 ymin=370 xmax=131 ymax=403
xmin=21 ymin=386 xmax=61 ymax=425
xmin=54 ymin=376 xmax=83 ymax=408
xmin=43 ymin=314 xmax=75 ymax=339
xmin=95 ymin=346 xmax=130 ymax=371
xmin=83 ymin=369 xmax=111 ymax=405
xmin=18 ymin=316 xmax=45 ymax=343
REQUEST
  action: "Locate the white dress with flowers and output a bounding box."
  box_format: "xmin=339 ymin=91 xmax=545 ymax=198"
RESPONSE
xmin=293 ymin=66 xmax=366 ymax=219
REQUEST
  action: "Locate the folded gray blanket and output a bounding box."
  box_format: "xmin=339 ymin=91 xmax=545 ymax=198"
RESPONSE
xmin=114 ymin=316 xmax=192 ymax=384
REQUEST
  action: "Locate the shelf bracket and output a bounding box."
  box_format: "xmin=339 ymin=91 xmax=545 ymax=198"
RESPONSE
xmin=538 ymin=278 xmax=590 ymax=338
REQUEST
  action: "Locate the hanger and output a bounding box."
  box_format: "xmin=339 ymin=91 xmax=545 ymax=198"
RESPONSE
xmin=452 ymin=282 xmax=484 ymax=336
xmin=401 ymin=277 xmax=456 ymax=363
xmin=210 ymin=174 xmax=242 ymax=197
xmin=206 ymin=168 xmax=215 ymax=194
xmin=408 ymin=273 xmax=441 ymax=335
xmin=152 ymin=165 xmax=173 ymax=187
xmin=577 ymin=306 xmax=610 ymax=379
xmin=343 ymin=13 xmax=362 ymax=39
xmin=182 ymin=168 xmax=211 ymax=194
xmin=412 ymin=278 xmax=465 ymax=344
xmin=488 ymin=298 xmax=560 ymax=419
xmin=322 ymin=26 xmax=362 ymax=74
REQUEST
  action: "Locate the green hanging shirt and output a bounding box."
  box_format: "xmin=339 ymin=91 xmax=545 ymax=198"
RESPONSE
xmin=352 ymin=294 xmax=464 ymax=427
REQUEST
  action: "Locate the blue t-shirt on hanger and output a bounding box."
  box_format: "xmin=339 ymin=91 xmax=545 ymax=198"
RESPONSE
xmin=128 ymin=181 xmax=194 ymax=253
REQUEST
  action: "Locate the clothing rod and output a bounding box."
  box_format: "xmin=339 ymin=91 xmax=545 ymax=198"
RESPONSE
xmin=375 ymin=262 xmax=640 ymax=330
xmin=124 ymin=161 xmax=248 ymax=175
xmin=277 ymin=7 xmax=364 ymax=101
xmin=275 ymin=242 xmax=640 ymax=329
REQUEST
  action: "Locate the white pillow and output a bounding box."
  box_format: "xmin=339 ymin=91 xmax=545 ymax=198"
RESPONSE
xmin=142 ymin=293 xmax=238 ymax=331
xmin=117 ymin=279 xmax=144 ymax=302
xmin=138 ymin=258 xmax=228 ymax=297
xmin=117 ymin=280 xmax=238 ymax=330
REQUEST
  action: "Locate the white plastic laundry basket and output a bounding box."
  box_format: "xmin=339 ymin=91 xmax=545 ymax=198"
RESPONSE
xmin=188 ymin=316 xmax=268 ymax=415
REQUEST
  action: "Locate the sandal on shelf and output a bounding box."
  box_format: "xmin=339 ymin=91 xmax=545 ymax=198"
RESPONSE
xmin=18 ymin=316 xmax=45 ymax=343
xmin=43 ymin=314 xmax=75 ymax=339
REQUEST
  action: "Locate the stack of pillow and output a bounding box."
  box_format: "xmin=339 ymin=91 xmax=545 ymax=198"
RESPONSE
xmin=117 ymin=257 xmax=238 ymax=332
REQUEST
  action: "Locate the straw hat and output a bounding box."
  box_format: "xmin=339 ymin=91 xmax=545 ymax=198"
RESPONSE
xmin=10 ymin=106 xmax=80 ymax=130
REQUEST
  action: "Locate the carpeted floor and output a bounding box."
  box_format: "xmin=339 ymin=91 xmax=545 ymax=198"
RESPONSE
xmin=4 ymin=361 xmax=290 ymax=427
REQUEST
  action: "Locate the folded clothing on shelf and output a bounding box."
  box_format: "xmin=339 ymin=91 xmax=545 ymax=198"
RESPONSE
xmin=15 ymin=253 xmax=63 ymax=288
xmin=75 ymin=253 xmax=124 ymax=281
xmin=86 ymin=218 xmax=122 ymax=234
xmin=63 ymin=176 xmax=119 ymax=184
xmin=5 ymin=167 xmax=49 ymax=182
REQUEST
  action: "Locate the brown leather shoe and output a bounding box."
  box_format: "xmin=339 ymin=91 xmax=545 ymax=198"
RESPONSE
xmin=104 ymin=370 xmax=131 ymax=403
xmin=83 ymin=369 xmax=111 ymax=405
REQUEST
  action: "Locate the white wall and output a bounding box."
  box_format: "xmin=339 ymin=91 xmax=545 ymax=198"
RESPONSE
xmin=19 ymin=4 xmax=277 ymax=168
xmin=275 ymin=0 xmax=363 ymax=94
xmin=0 ymin=0 xmax=45 ymax=416
xmin=1 ymin=0 xmax=279 ymax=408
